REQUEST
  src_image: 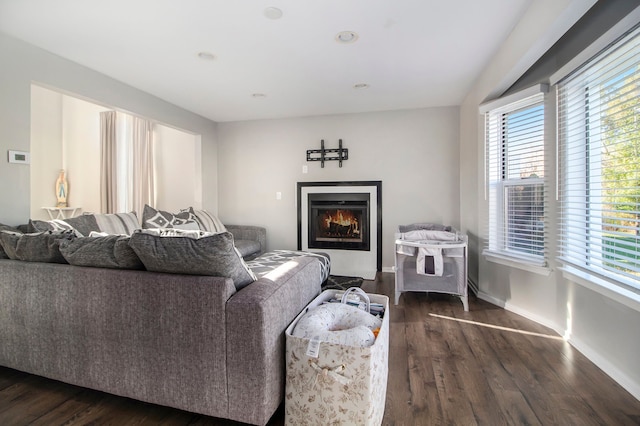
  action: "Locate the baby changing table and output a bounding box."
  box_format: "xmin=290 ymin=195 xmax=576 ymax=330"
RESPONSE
xmin=394 ymin=223 xmax=468 ymax=311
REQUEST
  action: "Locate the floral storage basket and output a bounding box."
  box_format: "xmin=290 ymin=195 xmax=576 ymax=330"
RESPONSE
xmin=284 ymin=289 xmax=389 ymax=426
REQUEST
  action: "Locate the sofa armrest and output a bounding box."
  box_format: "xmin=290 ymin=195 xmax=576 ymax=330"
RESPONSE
xmin=225 ymin=224 xmax=267 ymax=256
xmin=225 ymin=256 xmax=322 ymax=425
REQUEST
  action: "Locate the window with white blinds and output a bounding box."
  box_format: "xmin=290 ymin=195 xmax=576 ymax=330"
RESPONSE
xmin=557 ymin=25 xmax=640 ymax=289
xmin=484 ymin=90 xmax=547 ymax=266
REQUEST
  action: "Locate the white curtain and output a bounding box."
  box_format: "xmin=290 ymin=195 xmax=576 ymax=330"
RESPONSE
xmin=100 ymin=111 xmax=118 ymax=213
xmin=100 ymin=111 xmax=155 ymax=216
xmin=132 ymin=116 xmax=155 ymax=218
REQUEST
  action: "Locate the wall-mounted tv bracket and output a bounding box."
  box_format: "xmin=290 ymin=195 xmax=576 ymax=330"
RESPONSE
xmin=306 ymin=139 xmax=349 ymax=168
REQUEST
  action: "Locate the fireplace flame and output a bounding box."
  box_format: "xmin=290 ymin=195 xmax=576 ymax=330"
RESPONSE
xmin=323 ymin=210 xmax=359 ymax=235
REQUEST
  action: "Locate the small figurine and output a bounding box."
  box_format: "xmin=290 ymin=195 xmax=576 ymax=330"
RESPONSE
xmin=55 ymin=169 xmax=68 ymax=207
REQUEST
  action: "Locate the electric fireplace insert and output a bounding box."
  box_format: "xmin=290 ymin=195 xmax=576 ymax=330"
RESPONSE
xmin=308 ymin=192 xmax=370 ymax=251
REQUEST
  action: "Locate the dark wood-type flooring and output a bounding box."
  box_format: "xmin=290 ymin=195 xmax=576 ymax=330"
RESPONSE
xmin=1 ymin=272 xmax=639 ymax=425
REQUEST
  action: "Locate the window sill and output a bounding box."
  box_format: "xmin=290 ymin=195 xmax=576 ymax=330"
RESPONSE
xmin=483 ymin=251 xmax=551 ymax=276
xmin=560 ymin=265 xmax=640 ymax=313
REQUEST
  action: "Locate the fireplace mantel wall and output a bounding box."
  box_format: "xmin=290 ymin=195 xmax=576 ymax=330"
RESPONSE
xmin=217 ymin=108 xmax=461 ymax=274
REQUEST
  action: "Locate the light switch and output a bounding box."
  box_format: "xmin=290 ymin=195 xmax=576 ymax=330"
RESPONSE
xmin=276 ymin=191 xmax=282 ymax=200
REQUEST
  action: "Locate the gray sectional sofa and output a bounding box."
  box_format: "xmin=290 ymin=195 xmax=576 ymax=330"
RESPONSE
xmin=0 ymin=210 xmax=328 ymax=425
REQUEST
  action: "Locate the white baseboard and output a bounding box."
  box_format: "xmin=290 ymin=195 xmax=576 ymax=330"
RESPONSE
xmin=476 ymin=291 xmax=561 ymax=334
xmin=381 ymin=266 xmax=395 ymax=274
xmin=569 ymin=335 xmax=640 ymax=401
xmin=478 ymin=291 xmax=640 ymax=401
xmin=468 ymin=278 xmax=479 ymax=295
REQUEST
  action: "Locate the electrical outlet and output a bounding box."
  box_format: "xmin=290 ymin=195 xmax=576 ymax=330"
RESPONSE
xmin=302 ymin=165 xmax=308 ymax=174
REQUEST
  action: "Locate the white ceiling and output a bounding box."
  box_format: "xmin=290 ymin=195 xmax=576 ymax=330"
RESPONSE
xmin=0 ymin=0 xmax=532 ymax=122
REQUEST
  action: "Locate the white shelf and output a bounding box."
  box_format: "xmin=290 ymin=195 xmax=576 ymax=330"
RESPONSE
xmin=41 ymin=207 xmax=81 ymax=220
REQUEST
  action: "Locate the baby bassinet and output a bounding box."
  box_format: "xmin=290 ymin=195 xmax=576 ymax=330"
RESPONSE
xmin=394 ymin=223 xmax=468 ymax=311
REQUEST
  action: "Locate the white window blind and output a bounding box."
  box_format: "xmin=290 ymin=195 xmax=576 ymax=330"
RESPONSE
xmin=484 ymin=90 xmax=547 ymax=266
xmin=557 ymin=24 xmax=640 ymax=289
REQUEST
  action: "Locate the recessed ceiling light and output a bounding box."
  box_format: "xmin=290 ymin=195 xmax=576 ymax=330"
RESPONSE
xmin=264 ymin=7 xmax=283 ymax=20
xmin=354 ymin=83 xmax=370 ymax=89
xmin=197 ymin=51 xmax=216 ymax=60
xmin=335 ymin=31 xmax=359 ymax=44
xmin=251 ymin=93 xmax=267 ymax=98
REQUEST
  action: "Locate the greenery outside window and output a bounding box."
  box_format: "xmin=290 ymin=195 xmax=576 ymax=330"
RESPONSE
xmin=557 ymin=25 xmax=640 ymax=290
xmin=482 ymin=87 xmax=547 ymax=267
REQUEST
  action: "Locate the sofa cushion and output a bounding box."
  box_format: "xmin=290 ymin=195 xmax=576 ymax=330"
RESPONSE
xmin=141 ymin=205 xmax=200 ymax=230
xmin=193 ymin=209 xmax=227 ymax=233
xmin=234 ymin=239 xmax=261 ymax=259
xmin=0 ymin=230 xmax=76 ymax=263
xmin=129 ymin=229 xmax=256 ymax=289
xmin=59 ymin=235 xmax=144 ymax=270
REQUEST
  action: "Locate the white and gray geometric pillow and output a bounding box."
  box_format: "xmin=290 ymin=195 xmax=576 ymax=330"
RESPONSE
xmin=28 ymin=219 xmax=84 ymax=236
xmin=141 ymin=205 xmax=199 ymax=230
xmin=29 ymin=213 xmax=139 ymax=236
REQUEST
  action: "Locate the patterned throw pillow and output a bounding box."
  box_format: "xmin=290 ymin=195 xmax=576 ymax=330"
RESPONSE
xmin=128 ymin=228 xmax=257 ymax=289
xmin=59 ymin=235 xmax=144 ymax=270
xmin=28 ymin=213 xmax=133 ymax=237
xmin=141 ymin=205 xmax=200 ymax=230
xmin=192 ymin=209 xmax=227 ymax=233
xmin=29 ymin=219 xmax=81 ymax=235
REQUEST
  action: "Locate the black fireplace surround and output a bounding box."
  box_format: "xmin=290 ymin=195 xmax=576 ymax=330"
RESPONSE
xmin=297 ymin=181 xmax=382 ymax=272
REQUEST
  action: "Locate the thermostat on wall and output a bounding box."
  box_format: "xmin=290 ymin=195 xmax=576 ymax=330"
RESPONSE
xmin=8 ymin=150 xmax=30 ymax=164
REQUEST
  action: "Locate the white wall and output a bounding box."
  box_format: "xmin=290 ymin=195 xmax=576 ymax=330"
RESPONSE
xmin=31 ymin=87 xmax=108 ymax=219
xmin=154 ymin=124 xmax=201 ymax=212
xmin=0 ymin=32 xmax=218 ymax=226
xmin=459 ymin=0 xmax=640 ymax=399
xmin=61 ymin=94 xmax=109 ymax=214
xmin=30 ymin=86 xmax=63 ymax=220
xmin=217 ymin=107 xmax=460 ymax=269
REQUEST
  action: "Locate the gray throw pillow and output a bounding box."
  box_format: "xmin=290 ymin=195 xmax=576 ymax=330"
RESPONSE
xmin=141 ymin=205 xmax=199 ymax=230
xmin=0 ymin=224 xmax=22 ymax=259
xmin=60 ymin=235 xmax=145 ymax=270
xmin=62 ymin=214 xmax=101 ymax=236
xmin=0 ymin=230 xmax=76 ymax=263
xmin=128 ymin=229 xmax=257 ymax=289
xmin=0 ymin=230 xmax=22 ymax=259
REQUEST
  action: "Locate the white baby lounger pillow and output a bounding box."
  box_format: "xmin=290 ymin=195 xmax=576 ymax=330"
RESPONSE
xmin=292 ymin=303 xmax=382 ymax=347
